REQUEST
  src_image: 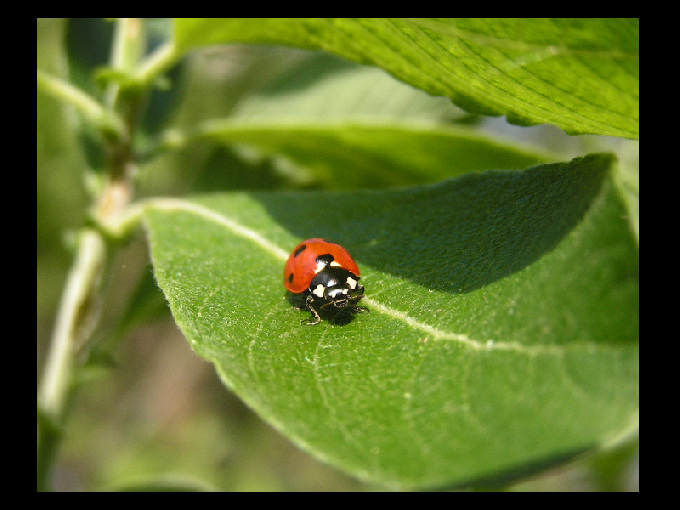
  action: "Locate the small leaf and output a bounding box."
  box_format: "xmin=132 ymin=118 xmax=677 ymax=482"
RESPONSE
xmin=144 ymin=154 xmax=638 ymax=488
xmin=188 ymin=123 xmax=553 ymax=189
xmin=174 ymin=18 xmax=639 ymax=138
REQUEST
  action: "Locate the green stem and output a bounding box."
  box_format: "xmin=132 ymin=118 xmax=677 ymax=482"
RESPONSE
xmin=136 ymin=41 xmax=177 ymax=88
xmin=37 ymin=229 xmax=105 ymax=491
xmin=106 ymin=18 xmax=146 ymax=110
xmin=36 ymin=69 xmax=124 ymax=139
xmin=37 ymin=17 xmax=151 ymax=491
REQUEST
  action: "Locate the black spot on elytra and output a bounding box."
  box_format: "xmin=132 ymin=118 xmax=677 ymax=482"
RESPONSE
xmin=294 ymin=244 xmax=307 ymax=257
xmin=316 ymin=254 xmax=334 ymax=266
xmin=288 ymin=272 xmax=294 ymax=283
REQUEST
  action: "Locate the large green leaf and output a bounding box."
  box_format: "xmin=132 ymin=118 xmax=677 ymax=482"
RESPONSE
xmin=152 ymin=49 xmax=552 ymax=191
xmin=143 ymin=154 xmax=638 ymax=488
xmin=174 ymin=18 xmax=639 ymax=139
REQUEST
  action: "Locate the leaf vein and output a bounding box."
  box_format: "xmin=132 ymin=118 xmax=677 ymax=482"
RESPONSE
xmin=143 ymin=198 xmax=619 ymax=357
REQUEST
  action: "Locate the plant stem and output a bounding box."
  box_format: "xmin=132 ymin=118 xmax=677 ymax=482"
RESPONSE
xmin=37 ymin=18 xmax=148 ymax=491
xmin=36 ymin=69 xmax=124 ymax=139
xmin=37 ymin=229 xmax=105 ymax=491
xmin=106 ymin=18 xmax=145 ymax=110
xmin=136 ymin=41 xmax=177 ymax=88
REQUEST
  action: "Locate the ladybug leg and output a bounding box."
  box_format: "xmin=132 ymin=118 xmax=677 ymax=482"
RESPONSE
xmin=351 ymin=299 xmax=368 ymax=313
xmin=301 ymin=305 xmax=322 ymax=325
xmin=350 ymin=292 xmax=368 ymax=313
xmin=301 ymin=295 xmax=322 ymax=325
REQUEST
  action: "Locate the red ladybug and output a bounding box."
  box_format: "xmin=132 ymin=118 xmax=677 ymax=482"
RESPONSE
xmin=284 ymin=238 xmax=367 ymax=325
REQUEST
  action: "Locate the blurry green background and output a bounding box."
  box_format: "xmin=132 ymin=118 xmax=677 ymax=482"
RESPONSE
xmin=37 ymin=18 xmax=638 ymax=491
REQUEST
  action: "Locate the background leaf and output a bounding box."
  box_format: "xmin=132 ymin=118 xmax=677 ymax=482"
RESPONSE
xmin=178 ymin=123 xmax=554 ymax=190
xmin=144 ymin=154 xmax=638 ymax=488
xmin=174 ymin=18 xmax=639 ymax=139
xmin=144 ymin=49 xmax=555 ymax=193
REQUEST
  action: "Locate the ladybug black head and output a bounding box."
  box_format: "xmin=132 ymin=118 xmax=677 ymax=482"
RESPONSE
xmin=307 ymin=266 xmax=364 ymax=306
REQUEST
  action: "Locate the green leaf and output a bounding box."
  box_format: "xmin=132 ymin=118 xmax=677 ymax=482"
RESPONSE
xmin=223 ymin=51 xmax=468 ymax=125
xmin=154 ymin=51 xmax=550 ymax=191
xmin=174 ymin=18 xmax=639 ymax=139
xmin=182 ymin=123 xmax=553 ymax=189
xmin=143 ymin=154 xmax=638 ymax=488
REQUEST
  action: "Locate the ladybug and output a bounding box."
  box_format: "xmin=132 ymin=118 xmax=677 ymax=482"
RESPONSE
xmin=284 ymin=238 xmax=367 ymax=325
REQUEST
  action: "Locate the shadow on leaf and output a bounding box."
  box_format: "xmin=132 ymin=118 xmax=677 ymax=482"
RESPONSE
xmin=257 ymin=154 xmax=612 ymax=293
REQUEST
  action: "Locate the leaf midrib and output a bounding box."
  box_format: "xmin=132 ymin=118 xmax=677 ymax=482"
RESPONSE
xmin=143 ymin=197 xmax=631 ymax=357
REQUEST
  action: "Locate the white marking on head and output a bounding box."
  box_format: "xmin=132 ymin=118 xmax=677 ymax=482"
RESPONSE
xmin=315 ymin=260 xmax=327 ymax=273
xmin=312 ymin=284 xmax=325 ymax=298
xmin=330 ymin=260 xmax=341 ymax=267
xmin=346 ymin=276 xmax=358 ymax=289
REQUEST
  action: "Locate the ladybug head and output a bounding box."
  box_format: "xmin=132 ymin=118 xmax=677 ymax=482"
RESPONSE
xmin=308 ymin=266 xmax=364 ymax=307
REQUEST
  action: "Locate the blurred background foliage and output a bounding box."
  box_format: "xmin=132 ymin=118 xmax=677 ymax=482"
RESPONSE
xmin=37 ymin=18 xmax=638 ymax=491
